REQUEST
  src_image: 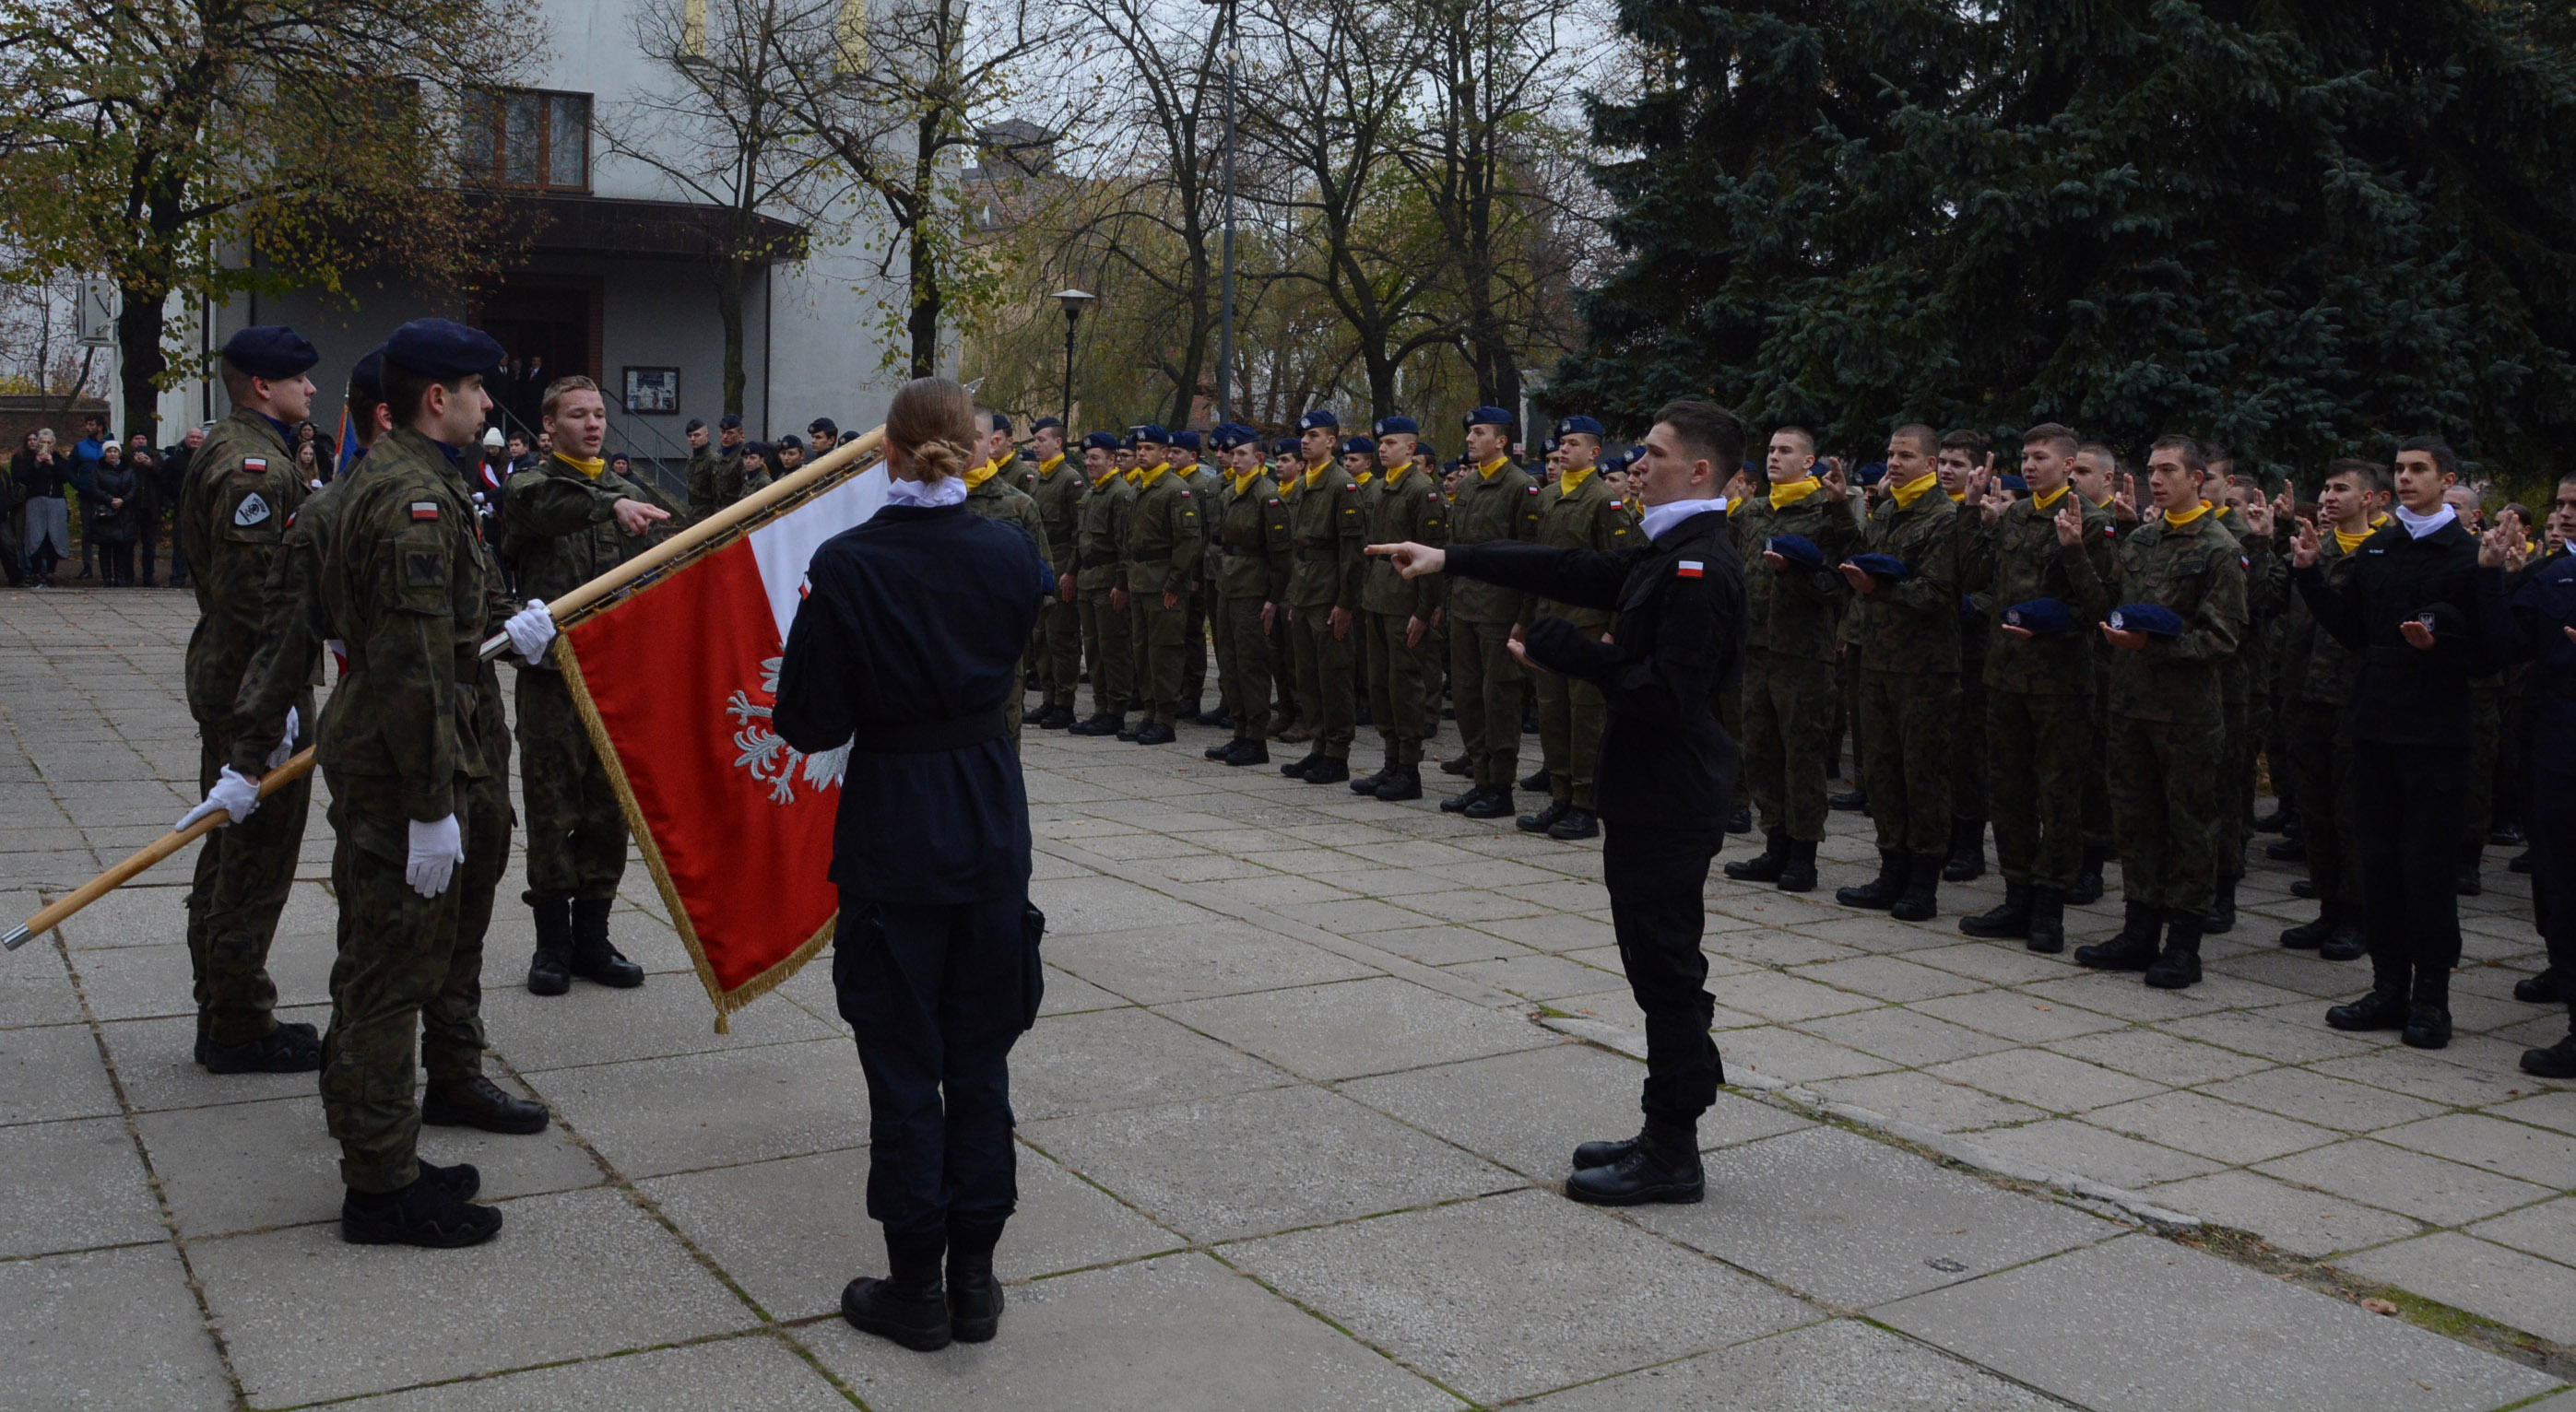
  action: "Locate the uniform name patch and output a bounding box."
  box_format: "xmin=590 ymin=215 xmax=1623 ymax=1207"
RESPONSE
xmin=1677 ymin=559 xmax=1705 ymax=578
xmin=410 ymin=502 xmax=440 ymax=522
xmin=232 ymin=493 xmax=271 ymax=526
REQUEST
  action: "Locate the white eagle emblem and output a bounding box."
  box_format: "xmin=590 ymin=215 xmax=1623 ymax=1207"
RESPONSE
xmin=725 ymin=652 xmax=848 ymax=805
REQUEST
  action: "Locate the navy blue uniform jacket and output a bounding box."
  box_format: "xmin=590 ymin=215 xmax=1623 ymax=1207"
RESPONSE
xmin=2487 ymin=551 xmax=2576 ymax=777
xmin=774 ymin=502 xmax=1046 ymax=904
xmin=1446 ymin=504 xmax=1743 ymax=830
xmin=2293 ymin=518 xmax=2507 ymax=747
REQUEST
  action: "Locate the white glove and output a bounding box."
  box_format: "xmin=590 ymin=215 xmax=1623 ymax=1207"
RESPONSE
xmin=505 ymin=600 xmax=557 ymax=661
xmin=177 ymin=767 xmax=260 ymax=831
xmin=265 ymin=706 xmax=299 ymax=771
xmin=406 ymin=815 xmax=465 ymax=898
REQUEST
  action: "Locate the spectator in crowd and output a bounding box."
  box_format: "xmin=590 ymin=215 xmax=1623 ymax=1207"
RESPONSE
xmin=15 ymin=429 xmax=72 ymax=586
xmin=292 ymin=437 xmax=324 ymax=488
xmin=70 ymin=414 xmax=107 ymax=581
xmin=125 ymin=434 xmax=162 ymax=585
xmin=2 ymin=430 xmax=30 ymax=586
xmin=160 ymin=424 xmax=202 ymax=588
xmin=88 ymin=439 xmax=140 ymax=585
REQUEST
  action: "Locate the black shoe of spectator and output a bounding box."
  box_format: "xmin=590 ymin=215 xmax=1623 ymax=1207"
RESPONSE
xmin=1206 ymin=739 xmax=1236 ymax=760
xmin=1132 ymin=722 xmax=1176 ymax=745
xmin=2280 ymin=908 xmax=2335 ymax=949
xmin=2067 ymin=849 xmax=2107 ymax=907
xmin=2521 ymin=1033 xmax=2576 ymax=1079
xmin=1349 ymin=764 xmax=1393 ymax=794
xmin=1439 ymin=785 xmax=1478 ymax=814
xmin=1518 ymin=800 xmax=1570 ymax=835
xmin=1726 ymin=806 xmax=1752 ymax=835
xmin=1282 ymin=752 xmax=1321 ymax=780
xmin=2264 ymin=838 xmax=2307 ymax=863
xmin=1829 ymin=788 xmax=1869 ymax=813
xmin=419 ymin=1159 xmax=480 ymax=1202
xmin=2513 ymin=970 xmax=2561 ymax=1005
xmin=2401 ymin=1002 xmax=2452 ymax=1050
xmin=421 ymin=1076 xmax=549 ymax=1135
xmin=1223 ymin=739 xmax=1270 ymax=767
xmin=1566 ymin=1136 xmax=1702 ymax=1206
xmin=842 ymin=1276 xmax=951 ymax=1352
xmin=2511 ymin=849 xmax=2535 ymax=875
xmin=2145 ymin=912 xmax=2203 ymax=989
xmin=1548 ymin=807 xmax=1599 ymax=841
xmin=1066 ymin=712 xmax=1121 ymax=736
xmin=2253 ymin=803 xmax=2291 ymax=834
xmin=2326 ymin=987 xmax=2408 ymax=1032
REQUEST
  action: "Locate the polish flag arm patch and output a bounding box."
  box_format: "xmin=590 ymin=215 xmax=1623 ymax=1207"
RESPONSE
xmin=1677 ymin=559 xmax=1705 ymax=578
xmin=410 ymin=502 xmax=441 ymax=521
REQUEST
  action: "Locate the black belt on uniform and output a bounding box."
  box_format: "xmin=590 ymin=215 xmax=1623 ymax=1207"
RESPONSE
xmin=850 ymin=707 xmax=1009 ymax=754
xmin=1079 ymin=552 xmax=1120 ymax=569
xmin=1294 ymin=547 xmax=1340 ymax=562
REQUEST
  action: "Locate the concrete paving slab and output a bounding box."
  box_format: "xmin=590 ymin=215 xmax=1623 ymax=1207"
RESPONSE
xmin=193 ymin=1185 xmax=755 ymax=1406
xmin=0 ymin=938 xmax=80 ymax=1030
xmin=2329 ymin=1046 xmax=2545 ymax=1111
xmin=0 ymin=1018 xmax=121 ymax=1124
xmin=479 ymin=974 xmax=842 ymax=1071
xmin=2044 ymin=1028 xmax=2278 ymax=1088
xmin=1721 ymin=1025 xmax=1905 ymax=1084
xmin=1364 ymin=924 xmax=1535 ymax=966
xmin=1972 ymin=1119 xmax=2228 ymax=1187
xmin=1445 ymin=951 xmax=1624 ymax=1001
xmin=1042 ymin=917 xmax=1379 ymax=1005
xmin=2083 ymin=1090 xmax=2343 ymax=1165
xmin=1637 ymin=1126 xmax=2119 ymax=1306
xmin=1157 ymin=976 xmax=1554 ymax=1082
xmin=1521 ymin=1317 xmax=2073 ymax=1411
xmin=1226 ymin=1187 xmax=1817 ymax=1405
xmin=1798 ymin=954 xmax=1988 ymax=1003
xmin=1795 ymin=1005 xmax=2018 ymax=1067
xmin=0 ymin=1114 xmax=165 ymax=1259
xmin=643 ymin=1144 xmax=1179 ymax=1320
xmin=2255 ymin=1139 xmax=2558 ymax=1227
xmin=91 ymin=1001 xmax=336 ymax=1112
xmin=1026 ymin=874 xmax=1219 ymax=935
xmin=330 ymin=1335 xmax=853 ymax=1410
xmin=1926 ymin=1048 xmax=2168 ymax=1114
xmin=1875 ymin=1234 xmax=2563 ymax=1412
xmin=2468 ymin=1197 xmax=2576 ymax=1267
xmin=2485 ymin=1089 xmax=2576 ymax=1137
xmin=1908 ymin=987 xmax=2130 ymax=1043
xmin=526 ymin=1038 xmax=870 ymax=1179
xmin=2196 ymin=1065 xmax=2451 ymax=1132
xmin=806 ymin=1252 xmax=1464 ymax=1411
xmin=2140 ymin=1169 xmax=2422 ymax=1257
xmin=1022 ymin=1084 xmax=1516 ymax=1242
xmin=2373 ymin=1112 xmax=2576 ymax=1187
xmin=0 ymin=1241 xmax=232 ymax=1411
xmin=2339 ymin=1232 xmax=2576 ymax=1346
xmin=1010 ymin=1004 xmax=1292 ymax=1120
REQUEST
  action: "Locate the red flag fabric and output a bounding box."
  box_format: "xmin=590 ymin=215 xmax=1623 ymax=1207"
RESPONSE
xmin=554 ymin=465 xmax=886 ymax=1028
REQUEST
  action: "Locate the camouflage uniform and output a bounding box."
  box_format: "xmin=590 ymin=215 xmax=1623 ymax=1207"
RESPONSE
xmin=1283 ymin=462 xmax=1367 ymax=760
xmin=2064 ymin=507 xmax=2248 ymax=916
xmin=1445 ymin=460 xmax=1543 ymax=787
xmin=1182 ymin=460 xmax=1223 ymax=712
xmin=175 ymin=409 xmax=313 ymax=1047
xmin=1125 ymin=465 xmax=1204 ymax=728
xmin=1074 ymin=469 xmax=1137 ymax=722
xmin=308 ymin=428 xmax=513 ymax=1193
xmin=1357 ymin=463 xmax=1447 ymax=769
xmin=2281 ymin=533 xmax=2365 ymax=912
xmin=1211 ymin=468 xmax=1294 ymax=747
xmin=1024 ymin=453 xmax=1086 ymax=712
xmin=2211 ymin=507 xmax=2284 ymax=887
xmin=1968 ymin=490 xmax=2118 ymax=891
xmin=1849 ymin=480 xmax=1962 ymax=858
xmin=963 ymin=461 xmax=1053 ymax=743
xmin=1730 ymin=480 xmax=1856 ymax=842
xmin=1950 ymin=493 xmax=1991 ymax=847
xmin=686 ymin=442 xmax=752 ymax=519
xmin=1528 ymin=466 xmax=1634 ymax=808
xmin=502 ymin=454 xmax=685 ymax=908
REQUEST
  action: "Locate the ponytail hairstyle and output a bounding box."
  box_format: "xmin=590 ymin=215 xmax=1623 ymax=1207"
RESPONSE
xmin=885 ymin=376 xmax=976 ymax=484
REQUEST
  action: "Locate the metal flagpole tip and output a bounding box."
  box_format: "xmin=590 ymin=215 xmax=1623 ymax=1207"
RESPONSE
xmin=3 ymin=924 xmax=32 ymax=951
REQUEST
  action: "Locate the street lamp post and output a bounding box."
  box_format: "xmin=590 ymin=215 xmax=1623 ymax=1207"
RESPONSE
xmin=1053 ymin=288 xmax=1095 ymax=426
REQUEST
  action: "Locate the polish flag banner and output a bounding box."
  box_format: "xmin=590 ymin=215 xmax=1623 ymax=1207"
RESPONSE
xmin=554 ymin=465 xmax=888 ymax=1029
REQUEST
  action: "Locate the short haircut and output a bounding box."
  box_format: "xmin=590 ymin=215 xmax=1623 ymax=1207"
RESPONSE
xmin=507 ymin=430 xmax=530 ymax=448
xmin=1656 ymin=399 xmax=1747 ymax=473
xmin=1771 ymin=425 xmax=1816 ymax=454
xmin=2322 ymin=457 xmax=2391 ymax=497
xmin=2074 ymin=441 xmax=2120 ymax=472
xmin=1938 ymin=428 xmax=1991 ymax=460
xmin=381 ymin=360 xmax=472 ymax=428
xmin=2396 ymin=435 xmax=2458 ymax=477
xmin=541 ymin=374 xmax=601 ymax=424
xmin=344 ymin=382 xmax=384 ymax=437
xmin=1891 ymin=423 xmax=1940 ymax=457
xmin=2202 ymin=441 xmax=2235 ymax=468
xmin=2148 ymin=433 xmax=2207 ymax=474
xmin=2021 ymin=422 xmax=2080 ymax=458
xmin=973 ymin=404 xmax=1004 ymax=435
xmin=219 ymin=361 xmax=257 ymax=407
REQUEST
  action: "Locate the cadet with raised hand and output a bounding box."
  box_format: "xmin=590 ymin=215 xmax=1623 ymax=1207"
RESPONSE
xmin=173 ymin=325 xmax=325 ymax=1076
xmin=1441 ymin=406 xmax=1543 ymax=817
xmin=1725 ymin=425 xmax=1855 ymax=891
xmin=1067 ymin=433 xmax=1138 ymax=737
xmin=1518 ymin=416 xmax=1630 ymax=841
xmin=1279 ymin=411 xmax=1365 ymax=782
xmin=2064 ymin=435 xmax=2247 ymax=989
xmin=1119 ymin=425 xmax=1202 ymax=746
xmin=2275 ymin=460 xmax=2386 ymax=961
xmin=1204 ymin=424 xmax=1293 ymax=766
xmin=1351 ymin=416 xmax=1446 ymax=801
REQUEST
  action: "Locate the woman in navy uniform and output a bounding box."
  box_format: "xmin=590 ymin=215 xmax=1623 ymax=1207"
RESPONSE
xmin=774 ymin=377 xmax=1049 ymax=1351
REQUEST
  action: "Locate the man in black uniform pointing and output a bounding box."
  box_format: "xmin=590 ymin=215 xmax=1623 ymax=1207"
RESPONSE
xmin=1370 ymin=398 xmax=1746 ymax=1206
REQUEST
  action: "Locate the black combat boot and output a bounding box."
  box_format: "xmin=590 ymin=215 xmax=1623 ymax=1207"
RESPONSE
xmin=1518 ymin=767 xmax=1550 ymax=792
xmin=947 ymin=1221 xmax=1007 ymax=1344
xmin=2075 ymin=901 xmax=2162 ymax=971
xmin=2067 ymin=847 xmax=2107 ymax=906
xmin=421 ymin=1076 xmax=549 ymax=1135
xmin=1206 ymin=738 xmax=1237 ymax=760
xmin=1959 ymin=884 xmax=2032 ymax=939
xmin=2144 ymin=910 xmax=2203 ymax=989
xmin=1942 ymin=818 xmax=1987 ymax=882
xmin=570 ymin=898 xmax=644 ymax=988
xmin=1548 ymin=806 xmax=1599 ymax=841
xmin=843 ymin=1231 xmax=951 ymax=1351
xmin=527 ymin=897 xmax=574 ymax=996
xmin=1724 ymin=831 xmax=1789 ymax=883
xmin=1776 ymin=838 xmax=1818 ymax=893
xmin=419 ymin=1159 xmax=480 ymax=1201
xmin=1223 ymin=738 xmax=1270 ymax=767
xmin=2521 ymin=1031 xmax=2576 ymax=1079
xmin=1726 ymin=805 xmax=1753 ymax=834
xmin=1460 ymin=785 xmax=1513 ymax=819
xmin=342 ymin=1173 xmax=502 ymax=1247
xmin=2319 ymin=918 xmax=2367 ymax=961
xmin=2264 ymin=837 xmax=2308 ymax=862
xmin=2204 ymin=877 xmax=2238 ymax=934
xmin=1116 ymin=719 xmax=1144 ymax=742
xmin=1890 ymin=853 xmax=1942 ymax=923
xmin=1348 ymin=762 xmax=1394 ymax=794
xmin=1829 ymin=788 xmax=1870 ymax=812
xmin=2402 ymin=976 xmax=2451 ymax=1050
xmin=1203 ymin=709 xmax=1235 ymax=731
xmin=1066 ymin=712 xmax=1123 ymax=736
xmin=1518 ymin=799 xmax=1571 ymax=834
xmin=1036 ymin=703 xmax=1075 ymax=729
xmin=1375 ymin=765 xmax=1424 ymax=802
xmin=1439 ymin=754 xmax=1473 ymax=776
xmin=2325 ymin=985 xmax=2410 ymax=1032
xmin=1566 ymin=1119 xmax=1703 ymax=1206
xmin=2513 ymin=970 xmax=2563 ymax=1005
xmin=1439 ymin=782 xmax=1480 ymax=813
xmin=2456 ymin=850 xmax=2484 ymax=896
xmin=1302 ymin=755 xmax=1348 ymax=783
xmin=1571 ymin=1130 xmax=1646 ymax=1171
xmin=1282 ymin=751 xmax=1322 ymax=780
xmin=2280 ymin=904 xmax=2336 ymax=949
xmin=195 ymin=1020 xmax=323 ymax=1075
xmin=1132 ymin=721 xmax=1176 ymax=745
xmin=2024 ymin=888 xmax=2066 ymax=954
xmin=1837 ymin=850 xmax=1907 ymax=910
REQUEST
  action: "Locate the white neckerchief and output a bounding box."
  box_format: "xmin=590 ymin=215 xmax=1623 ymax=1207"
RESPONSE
xmin=884 ymin=475 xmax=968 ymax=509
xmin=2392 ymin=502 xmax=2456 ymax=540
xmin=1638 ymin=497 xmax=1725 ymax=542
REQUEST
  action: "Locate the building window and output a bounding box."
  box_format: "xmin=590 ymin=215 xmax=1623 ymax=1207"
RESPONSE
xmin=462 ymin=88 xmax=591 ymax=193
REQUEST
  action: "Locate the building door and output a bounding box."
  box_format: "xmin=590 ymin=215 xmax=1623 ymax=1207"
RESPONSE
xmin=475 ymin=277 xmax=600 ymax=440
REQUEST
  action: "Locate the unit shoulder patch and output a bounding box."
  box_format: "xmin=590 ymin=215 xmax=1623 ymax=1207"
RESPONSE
xmin=1677 ymin=559 xmax=1705 ymax=579
xmin=232 ymin=492 xmax=272 ymax=526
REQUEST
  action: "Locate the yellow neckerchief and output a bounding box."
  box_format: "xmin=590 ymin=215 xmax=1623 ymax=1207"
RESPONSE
xmin=1561 ymin=464 xmax=1597 ymax=495
xmin=1122 ymin=465 xmax=1142 ymax=485
xmin=1947 ymin=489 xmax=1968 ymax=503
xmin=556 ymin=452 xmax=607 ymax=481
xmin=1036 ymin=453 xmax=1066 ymax=477
xmin=1477 ymin=456 xmax=1509 ymax=480
xmin=1138 ymin=463 xmax=1169 ymax=490
xmin=2333 ymin=523 xmax=2371 ymax=554
xmin=1273 ymin=465 xmax=1298 ymax=500
xmin=1089 ymin=466 xmax=1118 ymax=491
xmin=1890 ymin=471 xmax=1939 ymax=509
xmin=2370 ymin=511 xmax=2391 ymax=528
xmin=1380 ymin=464 xmax=1411 ymax=491
xmin=2215 ymin=503 xmax=2232 ymax=518
xmin=1231 ymin=467 xmax=1264 ymax=495
xmin=2163 ymin=499 xmax=2212 ymax=529
xmin=1353 ymin=469 xmax=1375 ymax=488
xmin=2033 ymin=484 xmax=2069 ymax=512
xmin=963 ymin=459 xmax=999 ymax=490
xmin=1767 ymin=474 xmax=1818 ymax=511
xmin=1304 ymin=460 xmax=1329 ymax=490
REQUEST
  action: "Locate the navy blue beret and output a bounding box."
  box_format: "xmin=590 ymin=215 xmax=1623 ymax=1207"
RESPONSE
xmin=991 ymin=412 xmax=1013 ymax=435
xmin=1081 ymin=430 xmax=1120 ymax=453
xmin=1849 ymin=553 xmax=1910 ymax=582
xmin=685 ymin=418 xmax=706 ymax=432
xmin=1996 ymin=474 xmax=2029 ymax=493
xmin=742 ymin=441 xmax=771 ymax=460
xmin=1032 ymin=416 xmax=1064 ymax=432
xmin=1171 ymin=429 xmax=1201 ymax=452
xmin=1373 ymin=416 xmax=1418 ymax=438
xmin=1208 ymin=424 xmax=1248 ymax=451
xmin=1766 ymin=534 xmax=1824 ymax=569
xmin=1856 ymin=461 xmax=1889 ymax=487
xmin=1340 ymin=435 xmax=1376 ymax=457
xmin=1540 ymin=438 xmax=1560 ymax=454
xmin=2005 ymin=598 xmax=2074 ymax=635
xmin=1464 ymin=405 xmax=1515 ymax=429
xmin=2110 ymin=604 xmax=2185 ymax=638
xmin=1554 ymin=415 xmax=1604 ymax=439
xmin=808 ymin=418 xmax=838 ymax=437
xmin=775 ymin=433 xmax=804 ymax=453
xmin=220 ymin=325 xmax=320 ymax=380
xmin=1131 ymin=423 xmax=1170 ymax=444
xmin=718 ymin=412 xmax=742 ymax=430
xmin=347 ymin=346 xmax=386 ymax=403
xmin=1298 ymin=408 xmax=1340 ymax=432
xmin=1273 ymin=437 xmax=1301 ymax=457
xmin=381 ymin=319 xmax=500 ymax=382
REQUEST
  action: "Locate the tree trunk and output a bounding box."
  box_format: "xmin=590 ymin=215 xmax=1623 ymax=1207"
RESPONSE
xmin=115 ymin=278 xmax=167 ymax=439
xmin=715 ymin=251 xmax=748 ymax=417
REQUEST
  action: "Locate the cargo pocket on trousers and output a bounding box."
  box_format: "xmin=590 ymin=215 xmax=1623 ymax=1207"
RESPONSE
xmin=1020 ymin=903 xmax=1047 ymax=1030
